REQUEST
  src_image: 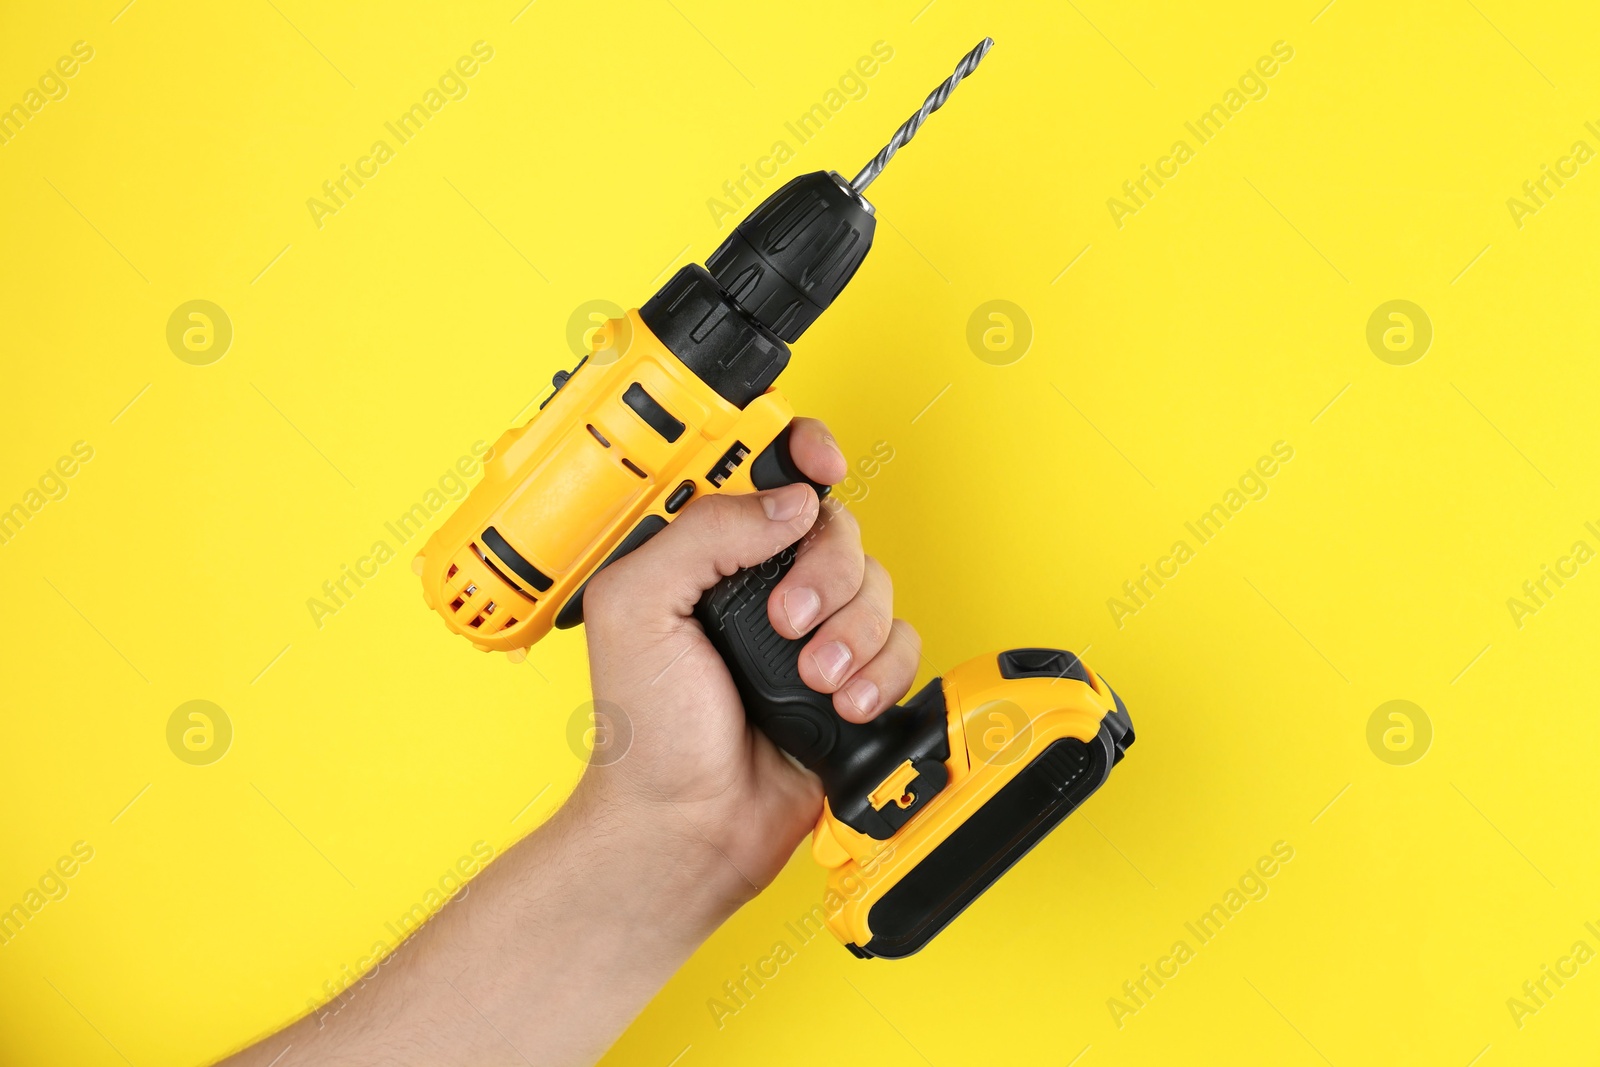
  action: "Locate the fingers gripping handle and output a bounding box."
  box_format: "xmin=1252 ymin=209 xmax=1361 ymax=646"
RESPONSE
xmin=696 ymin=427 xmax=839 ymax=767
xmin=696 ymin=549 xmax=840 ymax=764
xmin=695 ymin=428 xmax=953 ymax=840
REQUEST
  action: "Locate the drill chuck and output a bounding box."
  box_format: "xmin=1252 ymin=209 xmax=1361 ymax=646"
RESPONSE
xmin=706 ymin=170 xmax=876 ymax=343
xmin=639 ymin=264 xmax=790 ymax=407
xmin=704 ymin=38 xmax=994 ymax=343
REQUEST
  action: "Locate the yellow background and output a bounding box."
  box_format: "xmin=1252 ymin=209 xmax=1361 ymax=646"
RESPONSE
xmin=3 ymin=0 xmax=1598 ymax=1063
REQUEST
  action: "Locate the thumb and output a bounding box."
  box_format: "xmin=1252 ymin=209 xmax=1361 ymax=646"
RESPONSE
xmin=595 ymin=483 xmax=819 ymax=619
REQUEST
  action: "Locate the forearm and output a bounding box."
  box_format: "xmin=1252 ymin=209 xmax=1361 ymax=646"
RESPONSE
xmin=223 ymin=446 xmax=850 ymax=1065
xmin=222 ymin=780 xmax=752 ymax=1067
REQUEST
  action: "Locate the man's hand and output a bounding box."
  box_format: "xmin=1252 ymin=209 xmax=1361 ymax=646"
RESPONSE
xmin=580 ymin=417 xmax=923 ymax=894
xmin=221 ymin=418 xmax=913 ymax=1067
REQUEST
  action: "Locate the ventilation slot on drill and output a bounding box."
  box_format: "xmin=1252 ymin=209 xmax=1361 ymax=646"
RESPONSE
xmin=468 ymin=597 xmax=501 ymax=629
xmin=442 ymin=541 xmax=536 ymax=638
xmin=706 ymin=441 xmax=749 ymax=487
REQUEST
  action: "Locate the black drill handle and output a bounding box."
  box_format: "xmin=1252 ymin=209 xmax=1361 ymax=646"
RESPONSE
xmin=696 ymin=428 xmax=953 ymax=840
xmin=696 ymin=427 xmax=839 ymax=767
xmin=697 ymin=553 xmax=839 ymax=765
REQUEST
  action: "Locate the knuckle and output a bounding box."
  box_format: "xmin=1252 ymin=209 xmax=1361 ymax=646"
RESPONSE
xmin=863 ymin=554 xmax=891 ymax=595
xmin=893 ymin=618 xmax=921 ymax=656
xmin=855 ymin=606 xmax=891 ymax=650
xmin=827 ymin=502 xmax=861 ymax=538
xmin=686 ymin=492 xmax=738 ymax=539
xmin=794 ymin=563 xmax=849 ymax=613
xmin=824 ymin=544 xmax=867 ymax=600
xmin=586 ymin=562 xmax=617 ymax=596
xmin=583 ymin=565 xmax=624 ymax=619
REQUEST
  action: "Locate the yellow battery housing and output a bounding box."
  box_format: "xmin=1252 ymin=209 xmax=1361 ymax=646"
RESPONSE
xmin=811 ymin=654 xmax=1129 ymax=956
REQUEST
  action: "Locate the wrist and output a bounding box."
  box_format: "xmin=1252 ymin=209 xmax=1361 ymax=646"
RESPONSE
xmin=565 ymin=773 xmax=759 ymax=933
xmin=414 ymin=778 xmax=759 ymax=1067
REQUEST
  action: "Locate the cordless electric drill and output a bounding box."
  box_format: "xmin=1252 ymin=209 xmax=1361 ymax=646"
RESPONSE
xmin=415 ymin=39 xmax=1134 ymax=958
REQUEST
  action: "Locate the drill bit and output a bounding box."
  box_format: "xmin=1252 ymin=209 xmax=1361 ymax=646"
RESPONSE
xmin=849 ymin=37 xmax=994 ymax=193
